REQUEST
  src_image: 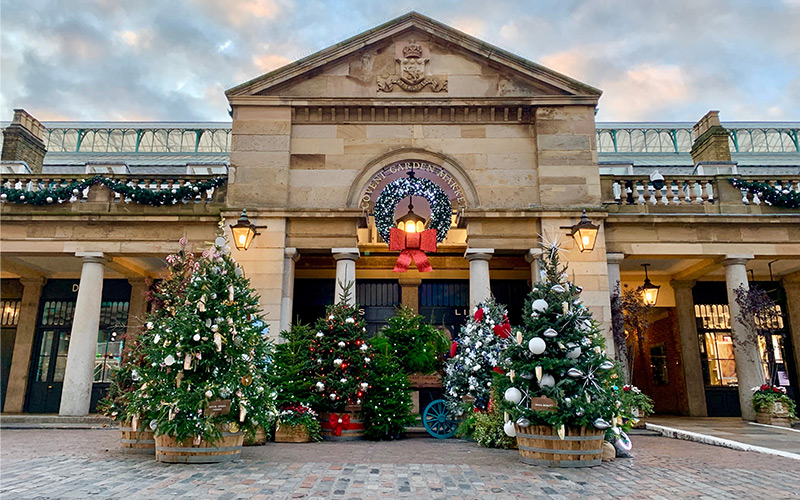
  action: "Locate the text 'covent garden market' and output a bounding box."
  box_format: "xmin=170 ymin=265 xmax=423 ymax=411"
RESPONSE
xmin=1 ymin=12 xmax=799 ymax=423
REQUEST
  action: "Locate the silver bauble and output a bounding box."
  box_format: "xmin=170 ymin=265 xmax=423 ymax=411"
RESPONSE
xmin=599 ymin=360 xmax=615 ymax=370
xmin=566 ymin=368 xmax=584 ymax=378
xmin=516 ymin=417 xmax=530 ymax=428
xmin=593 ymin=418 xmax=611 ymax=430
xmin=543 ymin=328 xmax=558 ymax=338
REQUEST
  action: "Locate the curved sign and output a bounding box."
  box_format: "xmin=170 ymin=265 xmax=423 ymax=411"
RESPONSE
xmin=358 ymin=160 xmax=467 ymax=211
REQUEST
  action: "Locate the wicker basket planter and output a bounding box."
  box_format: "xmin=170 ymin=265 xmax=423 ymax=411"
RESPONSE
xmin=274 ymin=421 xmax=312 ymax=443
xmin=755 ymin=410 xmax=792 ymax=427
xmin=119 ymin=425 xmax=155 ymax=454
xmin=155 ymin=432 xmax=243 ymax=463
xmin=515 ymin=424 xmax=604 ymax=468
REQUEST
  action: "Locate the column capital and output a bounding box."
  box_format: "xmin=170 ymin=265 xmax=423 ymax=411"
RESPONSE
xmin=606 ymin=252 xmax=625 ymax=264
xmin=19 ymin=277 xmax=46 ymax=288
xmin=285 ymin=247 xmax=300 ymax=261
xmin=332 ymin=248 xmax=359 ymax=261
xmin=75 ymin=251 xmax=107 ymax=265
xmin=670 ymin=280 xmax=697 ymax=289
xmin=127 ymin=277 xmax=148 ymax=286
xmin=398 ymin=276 xmax=422 ymax=286
xmin=721 ymin=255 xmax=753 ymax=268
xmin=525 ymin=248 xmax=543 ymax=263
xmin=465 ymin=248 xmax=494 ymax=261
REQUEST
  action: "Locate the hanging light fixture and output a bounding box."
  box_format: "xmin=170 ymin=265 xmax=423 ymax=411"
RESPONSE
xmin=570 ymin=210 xmax=599 ymax=253
xmin=396 ymin=196 xmax=426 ymax=234
xmin=640 ymin=263 xmax=660 ymax=306
xmin=229 ymin=209 xmax=266 ymax=251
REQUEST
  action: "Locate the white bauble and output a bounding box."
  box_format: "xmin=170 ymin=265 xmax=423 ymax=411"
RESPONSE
xmin=333 ymin=358 xmax=343 ymax=367
xmin=528 ymin=337 xmax=546 ymax=355
xmin=329 ymin=393 xmax=337 ymax=401
xmin=337 ymin=341 xmax=346 ymax=347
xmin=214 ymin=236 xmax=226 ymax=247
xmin=316 ymin=382 xmax=325 ymax=392
xmin=193 ymin=334 xmax=201 ymax=341
xmin=532 ymin=299 xmax=549 ymax=312
xmin=566 ymin=345 xmax=582 ymax=359
xmin=164 ymin=354 xmax=175 ymax=366
xmin=504 ymin=387 xmax=522 ymax=404
xmin=539 ymin=374 xmax=555 ymax=388
xmin=503 ymin=420 xmax=517 ymax=437
xmin=205 ymin=390 xmax=213 ymax=398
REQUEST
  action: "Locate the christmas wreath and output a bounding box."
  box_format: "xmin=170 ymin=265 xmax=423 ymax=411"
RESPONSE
xmin=373 ymin=176 xmax=452 ymax=244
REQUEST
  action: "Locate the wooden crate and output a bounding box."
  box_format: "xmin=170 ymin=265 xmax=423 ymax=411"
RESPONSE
xmin=155 ymin=432 xmax=243 ymax=463
xmin=244 ymin=426 xmax=268 ymax=446
xmin=274 ymin=422 xmax=312 ymax=443
xmin=119 ymin=426 xmax=155 ymax=454
xmin=515 ymin=425 xmax=604 ymax=468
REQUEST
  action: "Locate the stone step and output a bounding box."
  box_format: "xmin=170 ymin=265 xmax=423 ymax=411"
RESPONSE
xmin=0 ymin=414 xmax=115 ymax=429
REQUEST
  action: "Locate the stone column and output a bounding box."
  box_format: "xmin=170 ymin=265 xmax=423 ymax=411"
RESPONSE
xmin=525 ymin=248 xmax=543 ymax=284
xmin=606 ymin=253 xmax=629 ymax=381
xmin=465 ymin=249 xmax=493 ymax=310
xmin=125 ymin=279 xmax=148 ymax=340
xmin=332 ymin=248 xmax=359 ymax=306
xmin=672 ymin=280 xmax=708 ymax=417
xmin=3 ymin=277 xmax=45 ymax=413
xmin=399 ymin=276 xmax=422 ymax=314
xmin=782 ymin=278 xmax=800 ymax=399
xmin=60 ymin=253 xmax=106 ymax=416
xmin=280 ymin=248 xmax=299 ymax=333
xmin=722 ymin=255 xmax=763 ymax=421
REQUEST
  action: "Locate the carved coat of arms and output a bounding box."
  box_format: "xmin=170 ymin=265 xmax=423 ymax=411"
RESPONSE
xmin=378 ymin=42 xmax=447 ymax=92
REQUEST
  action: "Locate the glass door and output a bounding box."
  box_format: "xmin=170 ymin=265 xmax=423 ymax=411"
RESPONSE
xmin=27 ymin=329 xmax=70 ymax=413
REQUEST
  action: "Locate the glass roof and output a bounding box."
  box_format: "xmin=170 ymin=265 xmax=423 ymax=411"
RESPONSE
xmin=4 ymin=121 xmax=793 ymax=156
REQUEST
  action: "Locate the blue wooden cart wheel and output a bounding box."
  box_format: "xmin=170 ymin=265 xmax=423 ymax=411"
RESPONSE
xmin=423 ymin=399 xmax=457 ymax=439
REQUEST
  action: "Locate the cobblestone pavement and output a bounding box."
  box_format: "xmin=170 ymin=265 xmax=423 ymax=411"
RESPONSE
xmin=1 ymin=429 xmax=799 ymax=499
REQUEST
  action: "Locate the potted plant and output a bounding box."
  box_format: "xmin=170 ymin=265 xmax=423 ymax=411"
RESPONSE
xmin=275 ymin=404 xmax=322 ymax=442
xmin=378 ymin=305 xmax=449 ymax=388
xmin=617 ymin=384 xmax=654 ymax=428
xmin=97 ymin=360 xmax=155 ymax=453
xmin=752 ymin=384 xmax=797 ymax=427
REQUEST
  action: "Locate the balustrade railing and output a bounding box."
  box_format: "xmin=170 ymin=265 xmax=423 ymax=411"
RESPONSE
xmin=0 ymin=173 xmax=226 ymax=206
xmin=602 ymin=174 xmax=800 ymax=210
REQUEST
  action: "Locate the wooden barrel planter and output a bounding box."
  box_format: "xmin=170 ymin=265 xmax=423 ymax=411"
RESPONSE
xmin=320 ymin=411 xmax=365 ymax=441
xmin=119 ymin=426 xmax=155 ymax=454
xmin=244 ymin=426 xmax=268 ymax=446
xmin=155 ymin=432 xmax=243 ymax=463
xmin=515 ymin=425 xmax=604 ymax=468
xmin=274 ymin=421 xmax=312 ymax=443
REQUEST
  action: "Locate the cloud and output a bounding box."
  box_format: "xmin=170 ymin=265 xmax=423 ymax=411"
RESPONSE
xmin=252 ymin=54 xmax=292 ymax=73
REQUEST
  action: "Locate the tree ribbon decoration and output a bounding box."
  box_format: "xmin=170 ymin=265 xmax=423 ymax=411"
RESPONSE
xmin=492 ymin=321 xmax=511 ymax=339
xmin=328 ymin=413 xmax=351 ymax=436
xmin=389 ymin=227 xmax=437 ymax=272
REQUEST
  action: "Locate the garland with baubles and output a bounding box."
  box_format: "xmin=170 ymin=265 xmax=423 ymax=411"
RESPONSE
xmin=374 ymin=176 xmax=452 ymax=243
xmin=0 ymin=175 xmax=226 ymax=206
xmin=728 ymin=178 xmax=800 ymax=209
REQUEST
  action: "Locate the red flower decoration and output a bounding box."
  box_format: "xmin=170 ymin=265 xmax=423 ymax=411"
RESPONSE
xmin=449 ymin=341 xmax=458 ymax=358
xmin=493 ymin=322 xmax=511 ymax=339
xmin=492 ymin=366 xmax=505 ymax=374
xmin=474 ymin=308 xmax=484 ymax=322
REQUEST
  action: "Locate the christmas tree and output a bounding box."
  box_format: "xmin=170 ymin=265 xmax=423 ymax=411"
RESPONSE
xmin=271 ymin=323 xmax=314 ymax=408
xmin=495 ymin=242 xmax=621 ymax=438
xmin=444 ymin=296 xmax=512 ymax=412
xmin=130 ymin=230 xmax=277 ymax=443
xmin=309 ymin=284 xmax=372 ymax=412
xmin=378 ymin=306 xmax=449 ymax=375
xmin=361 ymin=337 xmax=416 ymax=440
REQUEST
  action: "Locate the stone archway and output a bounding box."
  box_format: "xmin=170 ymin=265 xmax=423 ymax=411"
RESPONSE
xmin=346 ymin=148 xmax=480 ymax=210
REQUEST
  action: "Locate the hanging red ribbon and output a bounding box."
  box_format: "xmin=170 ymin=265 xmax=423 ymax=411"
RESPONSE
xmin=449 ymin=341 xmax=458 ymax=358
xmin=389 ymin=228 xmax=437 ymax=272
xmin=328 ymin=413 xmax=351 ymax=436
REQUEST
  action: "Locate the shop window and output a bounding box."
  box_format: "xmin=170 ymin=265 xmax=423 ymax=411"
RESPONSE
xmin=1 ymin=300 xmax=21 ymax=326
xmin=650 ymin=344 xmax=668 ymax=385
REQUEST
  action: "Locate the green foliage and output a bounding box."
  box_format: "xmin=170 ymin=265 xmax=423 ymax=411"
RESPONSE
xmin=309 ymin=284 xmax=372 ymax=412
xmin=271 ymin=323 xmax=314 ymax=407
xmin=473 ymin=410 xmax=515 ymax=449
xmin=455 ymin=405 xmax=478 ymax=439
xmin=361 ymin=337 xmax=416 ymax=440
xmin=617 ymin=384 xmax=654 ymax=418
xmin=129 ymin=234 xmax=277 ymax=443
xmin=379 ymin=305 xmax=449 ymax=374
xmin=752 ymin=386 xmax=797 ymax=418
xmin=495 ymin=244 xmax=621 ymax=433
xmin=729 ymin=178 xmax=800 ymax=209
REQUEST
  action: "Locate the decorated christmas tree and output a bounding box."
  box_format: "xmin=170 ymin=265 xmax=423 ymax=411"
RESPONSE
xmin=309 ymin=284 xmax=372 ymax=412
xmin=495 ymin=242 xmax=621 ymax=440
xmin=130 ymin=229 xmax=277 ymax=443
xmin=444 ymin=296 xmax=512 ymax=412
xmin=361 ymin=337 xmax=416 ymax=440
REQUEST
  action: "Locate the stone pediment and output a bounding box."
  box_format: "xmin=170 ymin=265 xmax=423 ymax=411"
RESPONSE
xmin=226 ymin=12 xmax=601 ymax=102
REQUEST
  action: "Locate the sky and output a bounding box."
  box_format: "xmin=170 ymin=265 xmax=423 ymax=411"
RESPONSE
xmin=1 ymin=0 xmax=799 ymax=123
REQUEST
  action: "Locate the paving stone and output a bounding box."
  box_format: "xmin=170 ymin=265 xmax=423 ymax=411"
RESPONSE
xmin=0 ymin=429 xmax=798 ymax=499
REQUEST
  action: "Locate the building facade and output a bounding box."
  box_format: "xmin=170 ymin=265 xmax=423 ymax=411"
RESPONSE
xmin=1 ymin=13 xmax=799 ymax=420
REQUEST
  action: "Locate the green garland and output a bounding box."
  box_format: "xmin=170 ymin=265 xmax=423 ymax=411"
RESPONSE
xmin=374 ymin=177 xmax=452 ymax=243
xmin=0 ymin=175 xmax=227 ymax=207
xmin=729 ymin=178 xmax=800 ymax=209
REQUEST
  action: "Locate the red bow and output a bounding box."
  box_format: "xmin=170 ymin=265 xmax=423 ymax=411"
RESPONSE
xmin=389 ymin=228 xmax=437 ymax=273
xmin=474 ymin=308 xmax=484 ymax=322
xmin=328 ymin=413 xmax=351 ymax=436
xmin=493 ymin=322 xmax=511 ymax=339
